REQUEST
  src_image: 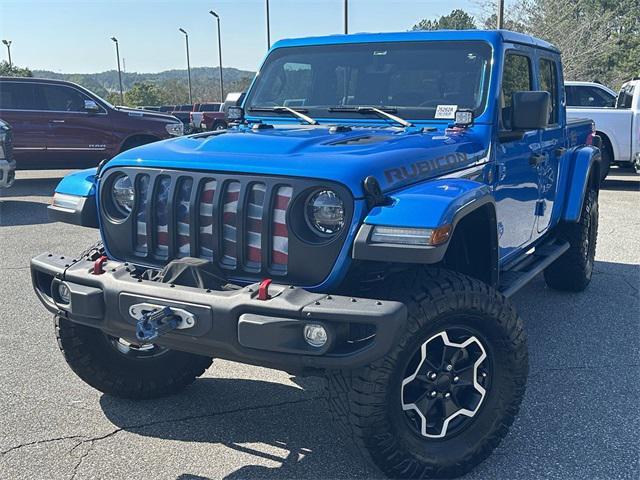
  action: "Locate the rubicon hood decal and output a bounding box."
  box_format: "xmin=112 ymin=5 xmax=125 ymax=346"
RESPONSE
xmin=108 ymin=124 xmax=491 ymax=197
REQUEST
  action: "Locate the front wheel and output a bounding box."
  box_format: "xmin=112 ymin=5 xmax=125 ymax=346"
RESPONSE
xmin=326 ymin=269 xmax=528 ymax=479
xmin=55 ymin=316 xmax=213 ymax=399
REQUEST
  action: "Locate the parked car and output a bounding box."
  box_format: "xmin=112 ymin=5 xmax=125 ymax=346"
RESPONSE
xmin=565 ymin=81 xmax=617 ymax=108
xmin=33 ymin=30 xmax=601 ymax=479
xmin=190 ymin=102 xmax=226 ymax=131
xmin=170 ymin=104 xmax=195 ymax=133
xmin=0 ymin=77 xmax=184 ymax=168
xmin=567 ymin=78 xmax=640 ymax=177
xmin=0 ymin=118 xmax=15 ymax=188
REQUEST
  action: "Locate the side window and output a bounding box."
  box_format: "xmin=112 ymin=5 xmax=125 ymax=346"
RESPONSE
xmin=0 ymin=82 xmax=39 ymax=110
xmin=501 ymin=53 xmax=532 ymax=130
xmin=538 ymin=58 xmax=558 ymax=124
xmin=40 ymin=84 xmax=87 ymax=112
xmin=566 ymin=86 xmax=615 ymax=107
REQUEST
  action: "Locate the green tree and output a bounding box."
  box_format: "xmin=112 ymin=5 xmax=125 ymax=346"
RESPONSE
xmin=0 ymin=61 xmax=33 ymax=77
xmin=412 ymin=9 xmax=477 ymax=31
xmin=124 ymin=82 xmax=166 ymax=107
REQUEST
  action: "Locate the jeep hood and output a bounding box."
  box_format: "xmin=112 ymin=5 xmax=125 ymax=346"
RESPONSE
xmin=107 ymin=125 xmax=490 ymax=197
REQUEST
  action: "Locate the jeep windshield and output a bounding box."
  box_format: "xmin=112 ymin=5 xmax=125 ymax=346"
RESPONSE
xmin=245 ymin=41 xmax=492 ymax=121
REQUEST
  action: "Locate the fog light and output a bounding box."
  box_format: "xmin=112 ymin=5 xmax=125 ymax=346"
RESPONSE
xmin=303 ymin=324 xmax=328 ymax=348
xmin=58 ymin=283 xmax=71 ymax=304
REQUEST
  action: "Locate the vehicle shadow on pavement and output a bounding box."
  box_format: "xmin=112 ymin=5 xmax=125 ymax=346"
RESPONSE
xmin=0 ymin=177 xmax=62 ymax=198
xmin=601 ymin=171 xmax=640 ymax=192
xmin=99 ymin=377 xmax=381 ymax=479
xmin=0 ymin=199 xmax=55 ymax=226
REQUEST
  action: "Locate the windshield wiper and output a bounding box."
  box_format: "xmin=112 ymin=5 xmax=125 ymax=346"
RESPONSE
xmin=328 ymin=106 xmax=413 ymax=128
xmin=248 ymin=106 xmax=318 ymax=125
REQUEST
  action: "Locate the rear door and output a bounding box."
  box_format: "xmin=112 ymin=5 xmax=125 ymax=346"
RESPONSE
xmin=39 ymin=83 xmax=113 ymax=164
xmin=494 ymin=48 xmax=541 ymax=260
xmin=534 ymin=54 xmax=563 ymax=235
xmin=0 ymin=81 xmax=49 ymax=165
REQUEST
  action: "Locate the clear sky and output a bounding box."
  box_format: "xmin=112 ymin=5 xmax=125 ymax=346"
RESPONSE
xmin=0 ymin=0 xmax=491 ymax=74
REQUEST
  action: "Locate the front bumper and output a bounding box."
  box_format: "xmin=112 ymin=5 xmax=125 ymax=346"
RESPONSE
xmin=31 ymin=253 xmax=406 ymax=372
xmin=0 ymin=158 xmax=16 ymax=188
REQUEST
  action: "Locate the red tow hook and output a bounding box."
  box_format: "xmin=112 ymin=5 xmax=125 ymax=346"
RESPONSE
xmin=257 ymin=279 xmax=273 ymax=300
xmin=93 ymin=255 xmax=108 ymax=275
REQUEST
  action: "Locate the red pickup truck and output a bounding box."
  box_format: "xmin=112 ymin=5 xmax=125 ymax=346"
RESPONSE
xmin=0 ymin=77 xmax=184 ymax=168
xmin=190 ymin=102 xmax=227 ymax=131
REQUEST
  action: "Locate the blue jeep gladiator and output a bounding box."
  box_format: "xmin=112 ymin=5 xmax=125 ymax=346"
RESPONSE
xmin=32 ymin=30 xmax=601 ymax=478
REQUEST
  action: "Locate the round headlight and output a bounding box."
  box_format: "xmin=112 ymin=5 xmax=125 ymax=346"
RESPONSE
xmin=111 ymin=174 xmax=134 ymax=215
xmin=305 ymin=189 xmax=345 ymax=235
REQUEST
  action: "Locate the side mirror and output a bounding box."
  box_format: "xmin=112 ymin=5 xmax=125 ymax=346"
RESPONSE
xmin=84 ymin=99 xmax=101 ymax=113
xmin=511 ymin=91 xmax=550 ymax=130
xmin=227 ymin=106 xmax=244 ymax=122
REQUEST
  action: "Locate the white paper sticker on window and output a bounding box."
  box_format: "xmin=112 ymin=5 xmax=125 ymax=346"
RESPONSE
xmin=434 ymin=105 xmax=458 ymax=119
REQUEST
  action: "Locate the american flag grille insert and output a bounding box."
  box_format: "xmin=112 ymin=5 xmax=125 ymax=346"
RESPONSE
xmin=130 ymin=172 xmax=294 ymax=275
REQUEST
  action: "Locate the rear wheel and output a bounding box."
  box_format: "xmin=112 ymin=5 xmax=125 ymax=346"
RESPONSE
xmin=326 ymin=269 xmax=528 ymax=478
xmin=55 ymin=315 xmax=212 ymax=399
xmin=599 ymin=141 xmax=612 ymax=180
xmin=544 ymin=187 xmax=598 ymax=292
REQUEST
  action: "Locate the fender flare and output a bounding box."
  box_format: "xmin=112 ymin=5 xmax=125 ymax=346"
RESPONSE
xmin=353 ymin=178 xmax=498 ymax=270
xmin=49 ymin=168 xmax=99 ymax=228
xmin=562 ymin=145 xmax=600 ymax=223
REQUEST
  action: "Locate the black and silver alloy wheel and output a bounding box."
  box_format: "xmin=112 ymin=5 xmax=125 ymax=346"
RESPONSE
xmin=106 ymin=335 xmax=168 ymax=358
xmin=326 ymin=269 xmax=528 ymax=479
xmin=401 ymin=328 xmax=490 ymax=439
xmin=55 ymin=315 xmax=212 ymax=399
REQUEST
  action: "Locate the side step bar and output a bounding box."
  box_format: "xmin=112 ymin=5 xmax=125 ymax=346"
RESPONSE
xmin=499 ymin=239 xmax=570 ymax=298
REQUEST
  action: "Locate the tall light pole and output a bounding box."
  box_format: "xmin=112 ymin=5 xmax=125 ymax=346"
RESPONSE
xmin=110 ymin=37 xmax=124 ymax=105
xmin=209 ymin=11 xmax=225 ymax=102
xmin=497 ymin=0 xmax=504 ymax=29
xmin=265 ymin=0 xmax=271 ymax=49
xmin=179 ymin=28 xmax=193 ymax=104
xmin=2 ymin=40 xmax=12 ymax=67
xmin=344 ymin=0 xmax=348 ymax=34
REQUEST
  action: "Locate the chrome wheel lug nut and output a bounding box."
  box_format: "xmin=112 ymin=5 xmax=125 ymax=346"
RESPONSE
xmin=430 ymin=391 xmax=437 ymax=398
xmin=453 ymin=376 xmax=459 ymax=383
xmin=446 ymin=364 xmax=453 ymax=371
xmin=445 ymin=392 xmax=451 ymax=398
xmin=429 ymin=372 xmax=437 ymax=380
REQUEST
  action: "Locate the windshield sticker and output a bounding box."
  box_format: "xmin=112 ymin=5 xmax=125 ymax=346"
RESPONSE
xmin=434 ymin=105 xmax=458 ymax=119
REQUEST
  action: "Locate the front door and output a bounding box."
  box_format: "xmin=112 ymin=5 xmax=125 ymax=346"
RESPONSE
xmin=494 ymin=49 xmax=541 ymax=261
xmin=39 ymin=83 xmax=112 ymax=165
xmin=535 ymin=55 xmax=563 ymax=235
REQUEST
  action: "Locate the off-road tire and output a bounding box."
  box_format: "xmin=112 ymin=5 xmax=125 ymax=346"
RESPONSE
xmin=599 ymin=142 xmax=612 ymax=180
xmin=544 ymin=188 xmax=598 ymax=292
xmin=326 ymin=269 xmax=528 ymax=479
xmin=55 ymin=315 xmax=213 ymax=399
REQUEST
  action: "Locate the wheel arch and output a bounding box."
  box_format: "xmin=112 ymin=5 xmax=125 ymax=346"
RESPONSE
xmin=353 ymin=179 xmax=499 ymax=287
xmin=118 ymin=133 xmax=161 ymax=153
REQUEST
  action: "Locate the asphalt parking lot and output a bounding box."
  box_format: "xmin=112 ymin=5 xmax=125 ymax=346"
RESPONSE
xmin=0 ymin=168 xmax=638 ymax=480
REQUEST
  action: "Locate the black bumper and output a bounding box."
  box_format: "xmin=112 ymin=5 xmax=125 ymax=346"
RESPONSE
xmin=31 ymin=253 xmax=406 ymax=372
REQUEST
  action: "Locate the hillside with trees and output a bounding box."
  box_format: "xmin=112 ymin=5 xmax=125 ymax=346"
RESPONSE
xmin=29 ymin=67 xmax=256 ymax=106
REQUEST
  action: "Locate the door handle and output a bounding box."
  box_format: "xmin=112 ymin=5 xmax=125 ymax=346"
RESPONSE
xmin=50 ymin=120 xmax=65 ymax=123
xmin=529 ymin=153 xmax=545 ymax=166
xmin=554 ymin=147 xmax=566 ymax=158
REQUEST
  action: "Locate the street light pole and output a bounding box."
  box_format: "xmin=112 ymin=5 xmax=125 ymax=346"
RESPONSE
xmin=179 ymin=28 xmax=193 ymax=105
xmin=110 ymin=37 xmax=124 ymax=105
xmin=2 ymin=40 xmax=12 ymax=67
xmin=265 ymin=0 xmax=271 ymax=49
xmin=209 ymin=11 xmax=225 ymax=102
xmin=344 ymin=0 xmax=348 ymax=34
xmin=497 ymin=0 xmax=504 ymax=29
